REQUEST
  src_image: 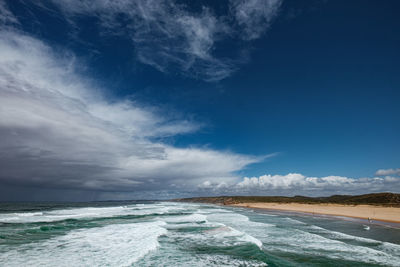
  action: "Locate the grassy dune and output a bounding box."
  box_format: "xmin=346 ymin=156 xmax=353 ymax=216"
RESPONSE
xmin=173 ymin=192 xmax=400 ymax=207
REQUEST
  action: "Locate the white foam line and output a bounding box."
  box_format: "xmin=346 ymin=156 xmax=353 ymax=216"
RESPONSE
xmin=0 ymin=204 xmax=187 ymax=223
xmin=307 ymin=225 xmax=400 ymax=257
xmin=164 ymin=213 xmax=208 ymax=223
xmin=264 ymin=227 xmax=400 ymax=266
xmin=0 ymin=221 xmax=167 ymax=267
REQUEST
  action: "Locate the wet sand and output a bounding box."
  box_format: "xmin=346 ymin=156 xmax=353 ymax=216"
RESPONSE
xmin=231 ymin=203 xmax=400 ymax=224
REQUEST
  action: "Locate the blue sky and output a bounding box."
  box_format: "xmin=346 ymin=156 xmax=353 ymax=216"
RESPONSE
xmin=0 ymin=0 xmax=399 ymax=200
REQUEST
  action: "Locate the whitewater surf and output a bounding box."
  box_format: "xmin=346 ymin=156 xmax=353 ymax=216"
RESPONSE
xmin=1 ymin=201 xmax=399 ymax=266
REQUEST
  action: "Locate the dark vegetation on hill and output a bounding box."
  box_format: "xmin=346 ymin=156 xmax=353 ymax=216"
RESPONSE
xmin=173 ymin=193 xmax=400 ymax=207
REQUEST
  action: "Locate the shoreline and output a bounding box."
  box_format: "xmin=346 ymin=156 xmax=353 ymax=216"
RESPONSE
xmin=229 ymin=202 xmax=400 ymax=225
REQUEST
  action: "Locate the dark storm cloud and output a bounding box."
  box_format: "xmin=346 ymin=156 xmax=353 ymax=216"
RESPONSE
xmin=0 ymin=30 xmax=262 ymax=195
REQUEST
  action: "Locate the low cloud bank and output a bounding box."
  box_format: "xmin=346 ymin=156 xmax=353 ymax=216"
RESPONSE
xmin=198 ymin=171 xmax=400 ymax=197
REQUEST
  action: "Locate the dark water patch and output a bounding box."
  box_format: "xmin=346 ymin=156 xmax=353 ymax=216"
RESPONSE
xmin=266 ymin=251 xmax=386 ymax=267
xmin=0 ymin=200 xmax=157 ymax=213
xmin=0 ymin=220 xmax=101 ymax=245
xmin=189 ymin=243 xmax=269 ymax=264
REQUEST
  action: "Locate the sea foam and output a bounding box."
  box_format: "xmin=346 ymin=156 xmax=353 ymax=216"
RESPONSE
xmin=0 ymin=204 xmax=187 ymax=223
xmin=0 ymin=221 xmax=167 ymax=267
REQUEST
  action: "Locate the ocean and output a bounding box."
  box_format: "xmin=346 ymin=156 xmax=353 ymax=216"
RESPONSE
xmin=0 ymin=201 xmax=399 ymax=266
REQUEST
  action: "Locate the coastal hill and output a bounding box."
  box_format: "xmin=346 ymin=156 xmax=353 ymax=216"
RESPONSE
xmin=173 ymin=192 xmax=400 ymax=207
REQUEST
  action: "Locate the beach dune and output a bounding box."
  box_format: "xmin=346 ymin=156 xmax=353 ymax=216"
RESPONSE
xmin=232 ymin=203 xmax=400 ymax=223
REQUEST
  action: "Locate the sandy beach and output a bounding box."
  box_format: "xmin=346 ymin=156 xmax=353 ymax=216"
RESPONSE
xmin=232 ymin=203 xmax=400 ymax=223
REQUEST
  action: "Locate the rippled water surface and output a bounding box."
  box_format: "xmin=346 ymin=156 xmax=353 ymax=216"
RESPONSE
xmin=0 ymin=201 xmax=399 ymax=266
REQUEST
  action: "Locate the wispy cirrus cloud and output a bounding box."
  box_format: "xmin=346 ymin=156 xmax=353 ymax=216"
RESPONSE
xmin=0 ymin=0 xmax=18 ymax=25
xmin=230 ymin=0 xmax=282 ymax=40
xmin=0 ymin=30 xmax=262 ymax=194
xmin=21 ymin=0 xmax=283 ymax=81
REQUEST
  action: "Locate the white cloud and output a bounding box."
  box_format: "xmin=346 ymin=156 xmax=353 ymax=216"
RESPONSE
xmin=0 ymin=30 xmax=262 ymax=192
xmin=230 ymin=0 xmax=282 ymax=40
xmin=232 ymin=173 xmax=400 ymax=195
xmin=375 ymin=168 xmax=400 ymax=176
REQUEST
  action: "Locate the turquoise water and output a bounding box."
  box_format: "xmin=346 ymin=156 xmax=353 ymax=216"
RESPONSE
xmin=0 ymin=201 xmax=399 ymax=266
